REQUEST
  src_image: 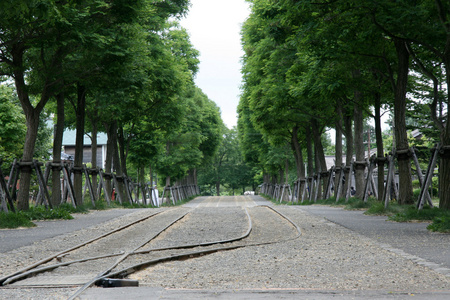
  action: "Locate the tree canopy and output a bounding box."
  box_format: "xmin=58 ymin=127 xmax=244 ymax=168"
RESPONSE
xmin=239 ymin=0 xmax=450 ymax=209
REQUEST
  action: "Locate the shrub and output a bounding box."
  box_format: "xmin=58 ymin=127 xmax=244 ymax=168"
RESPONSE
xmin=428 ymin=216 xmax=450 ymax=233
xmin=26 ymin=206 xmax=73 ymax=220
xmin=0 ymin=211 xmax=35 ymax=229
xmin=389 ymin=206 xmax=445 ymax=222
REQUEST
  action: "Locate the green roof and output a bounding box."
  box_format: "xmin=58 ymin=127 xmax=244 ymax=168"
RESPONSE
xmin=62 ymin=129 xmax=107 ymax=146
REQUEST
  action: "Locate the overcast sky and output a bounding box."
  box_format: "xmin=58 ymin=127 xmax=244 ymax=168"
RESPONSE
xmin=179 ymin=0 xmax=251 ymax=129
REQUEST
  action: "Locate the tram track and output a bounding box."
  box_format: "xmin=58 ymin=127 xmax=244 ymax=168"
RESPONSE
xmin=0 ymin=205 xmax=302 ymax=299
xmin=0 ymin=208 xmax=166 ymax=286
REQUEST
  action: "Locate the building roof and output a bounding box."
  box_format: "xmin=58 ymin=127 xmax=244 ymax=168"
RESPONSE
xmin=62 ymin=129 xmax=107 ymax=146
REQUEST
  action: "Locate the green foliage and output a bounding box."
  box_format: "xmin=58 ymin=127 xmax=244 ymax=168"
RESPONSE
xmin=265 ymin=189 xmax=450 ymax=232
xmin=0 ymin=211 xmax=35 ymax=229
xmin=120 ymin=202 xmax=154 ymax=209
xmin=0 ymin=205 xmax=74 ymax=229
xmin=34 ymin=110 xmax=53 ymax=161
xmin=388 ymin=206 xmax=447 ymax=222
xmin=26 ymin=206 xmax=74 ymax=220
xmin=427 ymin=216 xmax=450 ymax=233
xmin=198 ymin=127 xmax=258 ymax=195
xmin=365 ymin=201 xmax=403 ymax=215
xmin=0 ymin=85 xmax=26 ymax=163
xmin=344 ymin=198 xmax=374 ymax=210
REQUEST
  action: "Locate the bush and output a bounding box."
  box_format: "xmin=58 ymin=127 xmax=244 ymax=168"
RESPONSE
xmin=26 ymin=206 xmax=73 ymax=220
xmin=344 ymin=197 xmax=374 ymax=210
xmin=413 ymin=189 xmax=421 ymax=201
xmin=412 ymin=179 xmax=420 ymax=190
xmin=389 ymin=206 xmax=445 ymax=222
xmin=428 ymin=216 xmax=450 ymax=233
xmin=365 ymin=201 xmax=387 ymax=215
xmin=0 ymin=211 xmax=35 ymax=229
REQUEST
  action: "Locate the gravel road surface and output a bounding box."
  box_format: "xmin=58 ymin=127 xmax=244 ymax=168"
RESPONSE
xmin=296 ymin=205 xmax=450 ymax=275
xmin=0 ymin=209 xmax=141 ymax=253
xmin=0 ymin=196 xmax=448 ymax=300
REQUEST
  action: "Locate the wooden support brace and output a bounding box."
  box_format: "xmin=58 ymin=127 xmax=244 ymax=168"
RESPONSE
xmin=314 ymin=174 xmax=321 ymax=203
xmin=62 ymin=164 xmax=77 ymax=208
xmin=383 ymin=154 xmax=394 ymax=208
xmin=335 ymin=165 xmax=344 ymax=202
xmin=411 ymin=147 xmax=433 ymax=208
xmin=362 ymin=159 xmax=374 ymax=203
xmin=0 ymin=161 xmax=15 ymax=212
xmin=345 ymin=161 xmax=354 ymax=203
xmin=34 ymin=160 xmax=52 ymax=209
xmin=325 ymin=167 xmax=335 ymax=200
xmin=417 ymin=144 xmax=440 ymax=210
xmin=83 ymin=165 xmax=96 ymax=207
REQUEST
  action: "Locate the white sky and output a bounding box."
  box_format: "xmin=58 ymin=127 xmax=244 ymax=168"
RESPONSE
xmin=179 ymin=0 xmax=251 ymax=129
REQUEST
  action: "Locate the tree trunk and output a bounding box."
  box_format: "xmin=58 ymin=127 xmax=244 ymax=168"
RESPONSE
xmin=17 ymin=113 xmax=40 ymax=211
xmin=311 ymin=119 xmax=327 ymax=198
xmin=291 ymin=126 xmax=305 ymax=179
xmin=374 ymin=91 xmax=385 ymax=202
xmin=104 ymin=122 xmax=114 ymax=198
xmin=90 ymin=118 xmax=98 ymax=193
xmin=13 ymin=40 xmax=61 ymax=210
xmin=335 ymin=104 xmax=343 ymax=197
xmin=13 ymin=47 xmax=51 ymax=210
xmin=118 ymin=125 xmax=128 ymax=176
xmin=193 ymin=168 xmax=198 ymax=186
xmin=440 ymin=72 xmax=450 ymax=209
xmin=393 ymin=40 xmax=413 ymax=205
xmin=305 ymin=125 xmax=314 ymax=177
xmin=73 ymin=84 xmax=86 ymax=206
xmin=215 ymin=180 xmax=220 ymax=196
xmin=343 ymin=108 xmax=354 ymax=195
xmin=353 ymin=90 xmax=365 ymax=199
xmin=285 ymin=157 xmax=289 ymax=185
xmin=439 ymin=65 xmax=450 ymax=209
xmin=51 ymin=92 xmax=65 ymax=207
xmin=111 ymin=120 xmax=127 ymax=203
xmin=436 ymin=1 xmax=450 ymax=209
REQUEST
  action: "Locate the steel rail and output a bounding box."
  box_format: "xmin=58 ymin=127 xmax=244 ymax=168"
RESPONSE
xmin=68 ymin=210 xmax=192 ymax=300
xmin=67 ymin=207 xmax=253 ymax=300
xmin=3 ymin=207 xmax=252 ymax=287
xmin=89 ymin=206 xmax=302 ymax=286
xmin=0 ymin=209 xmax=164 ymax=286
xmin=2 ymin=252 xmax=125 ymax=285
xmin=133 ymin=207 xmax=253 ymax=254
xmin=4 ymin=205 xmax=301 ymax=300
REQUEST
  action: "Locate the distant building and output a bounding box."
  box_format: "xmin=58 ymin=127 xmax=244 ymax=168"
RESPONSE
xmin=324 ymin=151 xmax=372 ymax=170
xmin=62 ymin=130 xmax=107 ymax=169
xmin=411 ymin=129 xmax=423 ymax=140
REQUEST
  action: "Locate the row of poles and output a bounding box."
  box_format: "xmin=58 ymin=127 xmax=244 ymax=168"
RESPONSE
xmin=260 ymin=145 xmax=440 ymax=210
xmin=161 ymin=184 xmax=200 ymax=205
xmin=0 ymin=159 xmax=200 ymax=213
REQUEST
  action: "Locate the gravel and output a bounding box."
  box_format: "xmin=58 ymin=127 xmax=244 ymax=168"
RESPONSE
xmin=0 ymin=198 xmax=449 ymax=299
xmin=130 ymin=206 xmax=449 ymax=291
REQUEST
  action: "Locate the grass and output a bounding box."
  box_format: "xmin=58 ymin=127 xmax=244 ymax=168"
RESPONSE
xmin=0 ymin=193 xmax=200 ymax=229
xmin=0 ymin=205 xmax=73 ymax=229
xmin=261 ymin=193 xmax=450 ymax=233
xmin=427 ymin=216 xmax=450 ymax=232
xmin=0 ymin=211 xmax=36 ymax=229
xmin=25 ymin=205 xmax=74 ymax=221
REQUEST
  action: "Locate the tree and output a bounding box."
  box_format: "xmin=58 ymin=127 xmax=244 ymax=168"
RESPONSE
xmin=0 ymin=85 xmax=26 ymax=165
xmin=199 ymin=127 xmax=256 ymax=196
xmin=0 ymin=1 xmax=72 ymax=210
